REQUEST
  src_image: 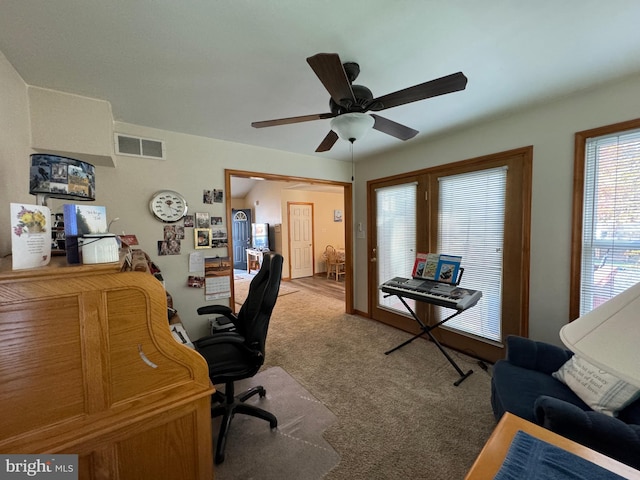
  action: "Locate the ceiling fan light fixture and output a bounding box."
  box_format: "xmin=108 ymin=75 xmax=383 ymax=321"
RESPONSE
xmin=330 ymin=113 xmax=375 ymax=143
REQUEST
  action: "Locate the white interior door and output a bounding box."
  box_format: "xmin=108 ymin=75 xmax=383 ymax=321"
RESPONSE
xmin=289 ymin=203 xmax=314 ymax=279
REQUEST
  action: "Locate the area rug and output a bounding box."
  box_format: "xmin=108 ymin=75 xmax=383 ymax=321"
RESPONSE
xmin=213 ymin=366 xmax=340 ymax=480
xmin=233 ymin=278 xmax=299 ymax=305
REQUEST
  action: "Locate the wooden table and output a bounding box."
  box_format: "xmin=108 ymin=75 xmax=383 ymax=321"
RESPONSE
xmin=246 ymin=248 xmax=264 ymax=273
xmin=465 ymin=412 xmax=640 ymax=479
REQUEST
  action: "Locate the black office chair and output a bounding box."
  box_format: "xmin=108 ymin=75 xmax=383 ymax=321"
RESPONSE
xmin=193 ymin=252 xmax=283 ymax=464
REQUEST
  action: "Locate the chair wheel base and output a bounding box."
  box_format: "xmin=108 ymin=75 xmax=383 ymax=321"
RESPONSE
xmin=211 ymin=382 xmax=277 ymax=464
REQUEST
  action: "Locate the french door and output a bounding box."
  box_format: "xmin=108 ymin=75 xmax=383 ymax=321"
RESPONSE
xmin=368 ymin=148 xmax=532 ymax=362
xmin=374 ymin=180 xmax=419 ymax=316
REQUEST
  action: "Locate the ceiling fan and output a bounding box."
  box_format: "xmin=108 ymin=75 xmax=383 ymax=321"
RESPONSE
xmin=251 ymin=53 xmax=468 ymax=152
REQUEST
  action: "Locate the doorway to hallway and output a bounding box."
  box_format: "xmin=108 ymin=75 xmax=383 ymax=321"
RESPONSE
xmin=226 ymin=168 xmax=353 ymax=314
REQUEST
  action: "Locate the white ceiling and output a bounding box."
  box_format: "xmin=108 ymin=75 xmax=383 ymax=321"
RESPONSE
xmin=1 ymin=1 xmax=640 ymax=162
xmin=230 ymin=177 xmax=344 ymax=199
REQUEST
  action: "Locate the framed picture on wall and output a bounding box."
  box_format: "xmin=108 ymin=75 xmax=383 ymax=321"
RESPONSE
xmin=195 ymin=212 xmax=210 ymax=228
xmin=194 ymin=228 xmax=211 ymax=249
xmin=334 ymin=209 xmax=343 ymax=222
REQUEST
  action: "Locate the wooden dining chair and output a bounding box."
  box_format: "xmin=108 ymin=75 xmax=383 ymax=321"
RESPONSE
xmin=325 ymin=245 xmax=345 ymax=281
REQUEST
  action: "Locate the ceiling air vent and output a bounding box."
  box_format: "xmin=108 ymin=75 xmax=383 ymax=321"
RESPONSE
xmin=115 ymin=134 xmax=165 ymax=160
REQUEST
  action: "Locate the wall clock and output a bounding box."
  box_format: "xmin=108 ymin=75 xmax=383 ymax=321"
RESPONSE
xmin=149 ymin=190 xmax=188 ymax=223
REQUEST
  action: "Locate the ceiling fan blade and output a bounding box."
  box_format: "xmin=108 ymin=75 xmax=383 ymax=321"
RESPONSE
xmin=366 ymin=72 xmax=468 ymax=112
xmin=306 ymin=53 xmax=355 ymax=107
xmin=371 ymin=114 xmax=419 ymax=140
xmin=251 ymin=112 xmax=335 ymax=128
xmin=315 ymin=130 xmax=339 ymax=152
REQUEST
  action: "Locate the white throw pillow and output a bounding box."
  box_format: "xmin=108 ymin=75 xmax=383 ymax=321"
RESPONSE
xmin=552 ymin=355 xmax=640 ymax=417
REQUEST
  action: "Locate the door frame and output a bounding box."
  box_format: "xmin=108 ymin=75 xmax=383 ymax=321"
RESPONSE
xmin=225 ymin=169 xmax=354 ymax=314
xmin=366 ymin=147 xmax=532 ymax=363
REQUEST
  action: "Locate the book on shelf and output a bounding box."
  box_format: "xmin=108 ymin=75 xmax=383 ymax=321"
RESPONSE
xmin=63 ymin=204 xmax=108 ymax=236
xmin=412 ymin=252 xmax=462 ymax=284
xmin=63 ymin=204 xmax=109 ymax=264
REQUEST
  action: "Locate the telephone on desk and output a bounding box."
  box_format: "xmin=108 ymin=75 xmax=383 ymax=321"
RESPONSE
xmin=170 ymin=323 xmax=194 ymax=349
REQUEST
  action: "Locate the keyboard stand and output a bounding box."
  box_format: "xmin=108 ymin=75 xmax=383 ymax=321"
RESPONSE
xmin=383 ymin=293 xmax=474 ymax=386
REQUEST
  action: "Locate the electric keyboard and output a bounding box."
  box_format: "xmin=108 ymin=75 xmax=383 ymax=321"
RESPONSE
xmin=380 ymin=277 xmax=482 ymax=311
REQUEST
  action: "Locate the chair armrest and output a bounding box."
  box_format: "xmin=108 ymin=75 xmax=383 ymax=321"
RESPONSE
xmin=506 ymin=335 xmax=573 ymax=374
xmin=197 ymin=304 xmax=234 ymax=316
xmin=535 ymin=395 xmax=640 ymax=469
xmin=197 ymin=304 xmax=237 ymax=325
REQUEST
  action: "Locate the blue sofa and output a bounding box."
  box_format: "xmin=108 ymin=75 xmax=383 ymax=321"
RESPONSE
xmin=491 ymin=335 xmax=640 ymax=469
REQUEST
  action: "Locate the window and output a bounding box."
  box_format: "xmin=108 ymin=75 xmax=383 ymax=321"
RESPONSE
xmin=376 ymin=182 xmax=417 ymax=314
xmin=437 ymin=167 xmax=507 ymax=342
xmin=571 ymin=120 xmax=640 ymax=318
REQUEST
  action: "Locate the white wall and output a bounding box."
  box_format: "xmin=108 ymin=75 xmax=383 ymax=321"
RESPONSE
xmin=92 ymin=123 xmax=350 ymax=338
xmin=28 ymin=86 xmax=115 ymax=166
xmin=0 ymin=52 xmax=352 ymax=339
xmin=4 ymin=42 xmax=640 ymax=346
xmin=353 ymin=73 xmax=640 ymax=345
xmin=0 ymin=50 xmax=31 ymax=256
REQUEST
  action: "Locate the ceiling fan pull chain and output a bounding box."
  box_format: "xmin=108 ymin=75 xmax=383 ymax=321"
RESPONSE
xmin=351 ymin=141 xmax=355 ymax=182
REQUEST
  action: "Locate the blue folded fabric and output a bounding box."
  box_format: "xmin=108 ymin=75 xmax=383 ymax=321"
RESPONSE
xmin=494 ymin=430 xmax=626 ymax=480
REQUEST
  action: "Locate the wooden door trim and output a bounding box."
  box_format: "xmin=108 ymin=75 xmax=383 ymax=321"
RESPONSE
xmin=366 ymin=147 xmax=532 ymax=363
xmin=225 ymin=169 xmax=353 ymax=314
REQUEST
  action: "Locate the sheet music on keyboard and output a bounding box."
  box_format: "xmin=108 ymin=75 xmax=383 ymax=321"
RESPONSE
xmin=380 ymin=276 xmax=482 ymax=311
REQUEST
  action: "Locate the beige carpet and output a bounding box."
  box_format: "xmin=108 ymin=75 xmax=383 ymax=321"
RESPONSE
xmin=233 ymin=276 xmax=299 ymax=306
xmin=216 ymin=281 xmax=497 ymax=479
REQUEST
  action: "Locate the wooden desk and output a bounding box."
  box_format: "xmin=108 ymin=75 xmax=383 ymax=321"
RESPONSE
xmin=465 ymin=412 xmax=640 ymax=479
xmin=0 ymin=256 xmax=214 ymax=480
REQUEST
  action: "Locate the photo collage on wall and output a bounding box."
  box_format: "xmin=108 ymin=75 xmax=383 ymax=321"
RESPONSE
xmin=156 ymin=188 xmax=227 ymax=256
xmin=192 ymin=213 xmax=227 ymax=250
xmin=152 ymin=187 xmax=231 ymax=299
xmin=157 ymin=224 xmax=185 ymax=255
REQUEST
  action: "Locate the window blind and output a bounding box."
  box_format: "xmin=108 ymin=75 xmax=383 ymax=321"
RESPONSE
xmin=437 ymin=167 xmax=507 ymax=342
xmin=580 ymin=128 xmax=640 ymax=315
xmin=376 ymin=182 xmax=417 ymax=312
